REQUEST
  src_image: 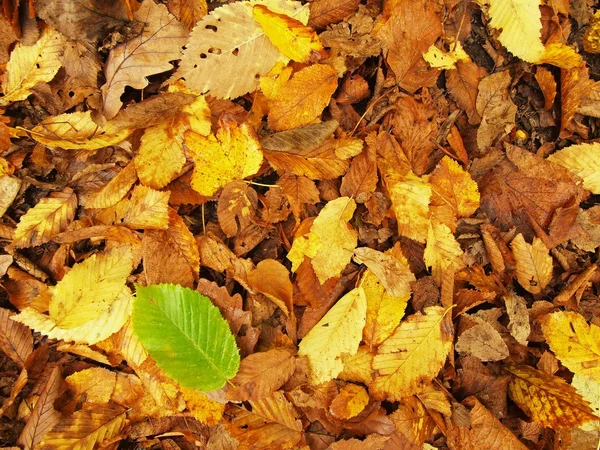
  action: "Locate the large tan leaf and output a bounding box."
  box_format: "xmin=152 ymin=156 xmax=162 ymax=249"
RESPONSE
xmin=371 ymin=306 xmax=453 ymax=400
xmin=101 ymin=0 xmax=189 ymax=118
xmin=0 ymin=28 xmax=63 ymax=106
xmin=287 ymin=197 xmax=357 ymax=284
xmin=265 ymin=63 xmax=338 ymax=131
xmin=511 ymin=233 xmax=552 ymax=294
xmin=173 ymin=0 xmax=308 ymax=99
xmin=227 ymin=349 xmax=295 ymax=401
xmin=17 ymin=366 xmax=64 ymax=450
xmin=547 ymin=143 xmax=600 ymax=194
xmin=40 ymin=403 xmax=126 ymax=449
xmin=13 ymin=188 xmax=77 ymax=248
xmin=29 ymin=111 xmax=132 ymax=150
xmin=298 ymin=287 xmax=367 ymax=384
xmin=507 ymin=365 xmax=599 ymax=429
xmin=0 ymin=307 xmax=33 ymax=368
xmin=186 ymin=121 xmax=263 ymax=197
xmin=541 ymin=311 xmax=600 ymax=382
xmin=227 ymin=391 xmax=303 ymax=449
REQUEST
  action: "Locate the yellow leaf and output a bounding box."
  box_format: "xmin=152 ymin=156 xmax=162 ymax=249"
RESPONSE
xmin=12 ymin=286 xmax=132 ymax=345
xmin=66 ymin=368 xmax=117 ymax=405
xmin=584 ymin=10 xmax=600 ymax=54
xmin=135 ymin=121 xmax=186 ymax=189
xmin=541 ymin=311 xmax=600 ymax=382
xmin=486 ymin=0 xmax=545 ymax=63
xmin=359 ymin=247 xmax=411 ymax=349
xmin=86 ymin=161 xmax=137 ymax=209
xmin=40 ymin=403 xmax=126 ymax=449
xmin=30 ymin=111 xmax=132 ymax=150
xmin=339 ymin=346 xmax=374 ymax=385
xmin=538 ymin=43 xmax=584 ymax=69
xmin=111 ymin=185 xmax=170 ymax=230
xmin=370 ymin=306 xmax=453 ymax=401
xmin=511 ymin=233 xmax=552 ymax=294
xmin=506 ymin=364 xmax=599 ymax=429
xmin=329 ymin=383 xmax=369 ymax=420
xmin=424 ymin=220 xmax=465 ymax=285
xmin=423 ymin=42 xmax=469 ymax=70
xmin=13 ymin=188 xmax=77 ymax=248
xmin=266 ymin=63 xmax=338 ymax=131
xmin=298 ymin=287 xmax=367 ymax=384
xmin=429 ymin=156 xmax=480 ymax=218
xmin=287 ymin=197 xmax=357 ymax=284
xmin=571 ymin=374 xmax=600 ymax=431
xmin=253 ymin=4 xmax=322 ymax=63
xmin=180 ymin=386 xmax=225 ymax=425
xmin=547 ymin=142 xmax=600 ymax=194
xmin=389 ymin=172 xmax=431 ymax=243
xmin=0 ymin=28 xmax=63 ymax=106
xmin=186 ymin=121 xmax=263 ymax=196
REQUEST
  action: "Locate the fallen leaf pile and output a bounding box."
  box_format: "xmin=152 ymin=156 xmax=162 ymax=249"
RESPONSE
xmin=1 ymin=0 xmax=600 ymax=448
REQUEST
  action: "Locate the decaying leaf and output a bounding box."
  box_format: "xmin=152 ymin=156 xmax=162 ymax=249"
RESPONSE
xmin=353 ymin=246 xmax=414 ymax=298
xmin=476 ymin=71 xmax=517 ymax=150
xmin=455 ymin=317 xmax=509 ymax=362
xmin=298 ymin=287 xmax=367 ymax=384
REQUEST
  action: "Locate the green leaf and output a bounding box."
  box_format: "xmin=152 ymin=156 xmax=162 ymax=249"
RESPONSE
xmin=132 ymin=283 xmax=240 ymax=391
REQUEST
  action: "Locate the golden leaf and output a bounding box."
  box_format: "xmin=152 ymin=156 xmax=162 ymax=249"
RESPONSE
xmin=287 ymin=197 xmax=357 ymax=284
xmin=66 ymin=368 xmax=117 ymax=405
xmin=101 ymin=0 xmax=189 ymax=118
xmin=353 ymin=247 xmax=415 ymax=298
xmin=186 ymin=121 xmax=263 ymax=197
xmin=424 ymin=220 xmax=465 ymax=285
xmin=338 ymin=346 xmax=374 ymax=385
xmin=423 ymin=42 xmax=469 ymax=70
xmin=389 ymin=396 xmax=436 ymax=447
xmin=110 ymin=185 xmax=170 ymax=230
xmin=429 ymin=156 xmax=480 ymax=218
xmin=13 ymin=188 xmax=77 ymax=248
xmin=254 ymin=4 xmax=322 ymax=63
xmin=227 ymin=391 xmax=303 ymax=449
xmin=329 ymin=383 xmax=369 ymax=420
xmin=86 ymin=161 xmax=137 ymax=209
xmin=298 ymin=287 xmax=367 ymax=384
xmin=507 ymin=365 xmax=599 ymax=429
xmin=370 ymin=306 xmax=453 ymax=400
xmin=541 ymin=311 xmax=600 ymax=382
xmin=538 ymin=43 xmax=584 ymax=69
xmin=180 ymin=386 xmax=225 ymax=425
xmin=389 ymin=172 xmax=431 ymax=243
xmin=0 ymin=28 xmax=63 ymax=106
xmin=266 ymin=63 xmax=338 ymax=131
xmin=40 ymin=403 xmax=126 ymax=449
xmin=29 ymin=111 xmax=132 ymax=150
xmin=584 ymin=10 xmax=600 ymax=54
xmin=247 ymin=259 xmax=293 ymax=316
xmin=511 ymin=233 xmax=552 ymax=294
xmin=547 ymin=142 xmax=600 ymax=194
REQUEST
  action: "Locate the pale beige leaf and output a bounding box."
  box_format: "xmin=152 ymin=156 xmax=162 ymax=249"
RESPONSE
xmin=547 ymin=143 xmax=600 ymax=194
xmin=101 ymin=0 xmax=189 ymax=118
xmin=1 ymin=28 xmax=63 ymax=106
xmin=353 ymin=247 xmax=414 ymax=298
xmin=0 ymin=175 xmax=21 ymax=217
xmin=173 ymin=0 xmax=308 ymax=99
xmin=476 ymin=71 xmax=517 ymax=150
xmin=511 ymin=234 xmax=552 ymax=294
xmin=298 ymin=287 xmax=367 ymax=384
xmin=504 ymin=292 xmax=530 ymax=345
xmin=371 ymin=306 xmax=453 ymax=400
xmin=455 ymin=319 xmax=509 ymax=361
xmin=13 ymin=188 xmax=77 ymax=248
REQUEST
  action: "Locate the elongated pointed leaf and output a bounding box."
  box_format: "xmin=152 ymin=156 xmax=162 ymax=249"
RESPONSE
xmin=133 ymin=283 xmax=240 ymax=391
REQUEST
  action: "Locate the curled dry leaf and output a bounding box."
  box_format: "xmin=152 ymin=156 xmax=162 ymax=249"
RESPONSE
xmin=247 ymin=259 xmax=293 ymax=316
xmin=455 ymin=317 xmax=509 ymax=362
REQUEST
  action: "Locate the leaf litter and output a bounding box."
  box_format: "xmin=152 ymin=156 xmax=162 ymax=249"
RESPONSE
xmin=0 ymin=0 xmax=600 ymax=448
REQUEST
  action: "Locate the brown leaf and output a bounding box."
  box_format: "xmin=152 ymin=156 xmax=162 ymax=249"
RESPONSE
xmin=455 ymin=317 xmax=509 ymax=362
xmin=560 ymin=66 xmax=593 ymax=137
xmin=389 ymin=396 xmax=435 ymax=447
xmin=476 ymin=71 xmax=517 ymax=150
xmin=456 ymin=356 xmax=510 ymax=416
xmin=217 ymin=181 xmax=258 ymax=238
xmin=535 ymin=66 xmax=557 ymax=110
xmin=340 ymin=144 xmax=377 ymax=203
xmin=309 ymin=0 xmax=360 ymax=29
xmin=0 ymin=307 xmax=33 ymax=368
xmin=227 ymin=349 xmax=295 ymax=402
xmin=167 ymin=0 xmax=207 ymax=30
xmin=446 ymin=60 xmax=486 ymax=125
xmin=247 ymin=259 xmax=293 ymax=316
xmin=376 ymin=0 xmax=441 ymax=93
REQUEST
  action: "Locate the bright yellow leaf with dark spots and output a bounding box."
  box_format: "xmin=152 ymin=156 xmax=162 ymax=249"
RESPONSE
xmin=511 ymin=233 xmax=552 ymax=294
xmin=541 ymin=311 xmax=600 ymax=382
xmin=186 ymin=120 xmax=263 ymax=197
xmin=287 ymin=196 xmax=357 ymax=284
xmin=506 ymin=364 xmax=599 ymax=429
xmin=253 ymin=4 xmax=322 ymax=63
